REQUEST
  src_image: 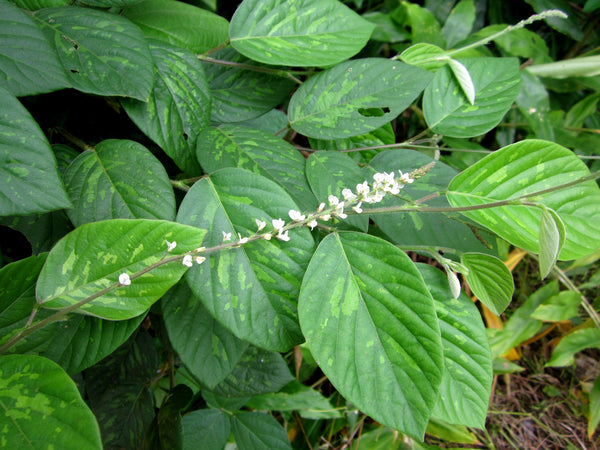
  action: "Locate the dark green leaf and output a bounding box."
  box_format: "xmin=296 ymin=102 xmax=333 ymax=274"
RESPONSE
xmin=524 ymin=0 xmax=583 ymax=41
xmin=400 ymin=2 xmax=446 ymax=47
xmin=35 ymin=7 xmax=153 ymax=100
xmin=0 ymin=354 xmax=102 ymax=449
xmin=546 ymin=328 xmax=600 ymax=367
xmin=298 ymin=232 xmax=443 ymax=439
xmin=0 ymin=87 xmax=71 ymax=216
xmin=178 ymin=169 xmax=314 ymax=351
xmin=0 ymin=210 xmax=72 ymax=254
xmin=196 ymin=126 xmax=317 ymax=211
xmin=531 ymin=291 xmax=582 ymax=322
xmin=64 ymin=139 xmax=176 ymax=227
xmin=151 ymin=385 xmax=193 ymax=450
xmin=36 ymin=219 xmax=207 ymax=320
xmin=289 ymin=58 xmax=432 ymax=139
xmin=461 ymin=253 xmax=514 ymax=315
xmin=0 ymin=1 xmax=69 ymax=96
xmin=12 ymin=0 xmax=69 ymax=9
xmin=442 ymin=0 xmax=475 ymax=48
xmin=121 ymin=40 xmax=210 ymax=175
xmin=229 ymin=0 xmax=374 ymax=67
xmin=236 ymin=109 xmax=288 ymax=134
xmin=162 ymin=282 xmax=248 ymax=389
xmin=78 ymin=0 xmax=140 ymax=7
xmin=182 ymin=409 xmax=230 ymax=450
xmin=231 ymin=411 xmax=292 ymax=450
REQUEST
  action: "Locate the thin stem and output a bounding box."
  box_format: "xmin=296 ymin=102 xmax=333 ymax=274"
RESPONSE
xmin=552 ymin=264 xmax=600 ymax=328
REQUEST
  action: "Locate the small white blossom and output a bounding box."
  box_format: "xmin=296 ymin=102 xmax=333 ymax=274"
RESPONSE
xmin=262 ymin=233 xmax=272 ymax=240
xmin=320 ymin=214 xmax=331 ymax=221
xmin=272 ymin=218 xmax=285 ymax=232
xmin=398 ymin=171 xmax=414 ymax=184
xmin=308 ymin=219 xmax=318 ymax=230
xmin=194 ymin=256 xmax=206 ymax=265
xmin=118 ymin=273 xmax=131 ymax=286
xmin=334 ymin=202 xmax=347 ymax=219
xmin=317 ymin=203 xmax=326 ymax=212
xmin=353 ymin=202 xmax=363 ymax=214
xmin=222 ymin=231 xmax=232 ymax=241
xmin=255 ymin=219 xmax=266 ymax=231
xmin=356 ymin=181 xmax=370 ymax=196
xmin=277 ymin=230 xmax=290 ymax=241
xmin=165 ymin=240 xmax=177 ymax=252
xmin=238 ymin=233 xmax=249 ymax=244
xmin=328 ymin=195 xmax=339 ymax=206
xmin=342 ymin=188 xmax=357 ymax=201
xmin=182 ymin=254 xmax=193 ymax=267
xmin=288 ymin=209 xmax=306 ymax=221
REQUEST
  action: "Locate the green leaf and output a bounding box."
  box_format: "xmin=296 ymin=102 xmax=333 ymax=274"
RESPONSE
xmin=148 ymin=384 xmax=192 ymax=450
xmin=231 ymin=411 xmax=292 ymax=450
xmin=442 ymin=0 xmax=475 ymax=48
xmin=461 ymin=253 xmax=514 ymax=315
xmin=196 ymin=126 xmax=317 ymax=211
xmin=546 ymin=328 xmax=600 ymax=367
xmin=538 ymin=207 xmax=566 ymax=279
xmin=350 ymin=427 xmax=404 ymax=450
xmin=162 ymin=282 xmax=249 ymax=389
xmin=245 ymin=380 xmax=342 ymax=420
xmin=121 ymin=40 xmax=210 ymax=175
xmin=447 ymin=59 xmax=475 ymax=105
xmin=121 ymin=0 xmax=229 ymax=54
xmin=418 ymin=264 xmax=492 ymax=429
xmin=305 ymin=151 xmax=369 ymax=231
xmin=36 ymin=219 xmax=206 ymax=320
xmin=493 ymin=26 xmax=551 ymax=64
xmin=289 ymin=58 xmax=432 ymax=139
xmin=426 ymin=417 xmax=479 ymax=444
xmin=64 ymin=139 xmax=176 ymax=227
xmin=40 ymin=314 xmax=145 ymax=374
xmin=530 ymin=291 xmax=582 ymax=322
xmin=12 ymin=0 xmax=69 ymax=9
xmin=0 ymin=87 xmax=71 ymax=216
xmin=565 ymin=92 xmax=600 ymax=128
xmin=516 ymin=69 xmax=554 ymax=141
xmin=399 ymin=43 xmax=448 ymax=71
xmin=400 ymin=2 xmax=446 ymax=47
xmin=0 ymin=354 xmax=102 ymax=449
xmin=0 ymin=210 xmax=72 ymax=254
xmin=364 ymin=11 xmax=410 ymax=43
xmin=0 ymin=254 xmax=57 ymax=354
xmin=366 ymin=150 xmax=493 ymax=254
xmin=298 ymin=232 xmax=443 ymax=439
xmin=182 ymin=409 xmax=230 ymax=450
xmin=527 ymin=56 xmax=600 ymax=79
xmin=78 ymin=0 xmax=140 ymax=7
xmin=423 ymin=57 xmax=521 ymax=137
xmin=524 ymin=0 xmax=583 ymax=41
xmin=34 ymin=7 xmax=153 ymax=101
xmin=585 ymin=0 xmax=600 ymax=12
xmin=178 ymin=168 xmax=314 ymax=351
xmin=229 ymin=0 xmax=374 ymax=67
xmin=447 ymin=139 xmax=600 ymax=260
xmin=0 ymin=1 xmax=69 ymax=96
xmin=236 ymin=109 xmax=289 ymax=134
xmin=203 ymin=47 xmax=295 ymax=124
xmin=589 ymin=374 xmax=600 ymax=438
xmin=208 ymin=346 xmax=294 ymax=398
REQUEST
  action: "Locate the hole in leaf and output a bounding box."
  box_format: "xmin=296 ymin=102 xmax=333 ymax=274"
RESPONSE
xmin=183 ymin=133 xmax=189 ymax=141
xmin=70 ymin=69 xmax=80 ymax=74
xmin=357 ymin=107 xmax=390 ymax=117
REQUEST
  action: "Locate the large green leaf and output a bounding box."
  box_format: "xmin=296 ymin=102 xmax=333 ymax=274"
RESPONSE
xmin=0 ymin=87 xmax=71 ymax=216
xmin=0 ymin=210 xmax=72 ymax=254
xmin=365 ymin=150 xmax=493 ymax=254
xmin=203 ymin=47 xmax=296 ymax=123
xmin=298 ymin=232 xmax=443 ymax=439
xmin=36 ymin=219 xmax=207 ymax=320
xmin=231 ymin=411 xmax=292 ymax=450
xmin=0 ymin=354 xmax=102 ymax=449
xmin=229 ymin=0 xmax=374 ymax=67
xmin=12 ymin=0 xmax=69 ymax=9
xmin=121 ymin=0 xmax=229 ymax=54
xmin=447 ymin=139 xmax=600 ymax=260
xmin=182 ymin=409 xmax=230 ymax=450
xmin=0 ymin=254 xmax=57 ymax=355
xmin=418 ymin=264 xmax=492 ymax=429
xmin=196 ymin=126 xmax=317 ymax=211
xmin=34 ymin=6 xmax=153 ymax=101
xmin=162 ymin=282 xmax=249 ymax=389
xmin=423 ymin=57 xmax=521 ymax=137
xmin=461 ymin=253 xmax=514 ymax=315
xmin=0 ymin=1 xmax=69 ymax=96
xmin=289 ymin=58 xmax=432 ymax=139
xmin=442 ymin=0 xmax=475 ymax=48
xmin=64 ymin=139 xmax=176 ymax=227
xmin=121 ymin=40 xmax=210 ymax=175
xmin=178 ymin=168 xmax=314 ymax=351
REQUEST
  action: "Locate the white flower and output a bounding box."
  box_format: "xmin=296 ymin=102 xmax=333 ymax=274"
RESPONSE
xmin=165 ymin=240 xmax=177 ymax=252
xmin=272 ymin=218 xmax=285 ymax=232
xmin=182 ymin=254 xmax=193 ymax=267
xmin=277 ymin=230 xmax=290 ymax=241
xmin=317 ymin=203 xmax=326 ymax=212
xmin=342 ymin=188 xmax=356 ymax=201
xmin=308 ymin=219 xmax=318 ymax=230
xmin=353 ymin=202 xmax=363 ymax=214
xmin=222 ymin=231 xmax=232 ymax=241
xmin=262 ymin=233 xmax=272 ymax=240
xmin=288 ymin=209 xmax=306 ymax=221
xmin=398 ymin=171 xmax=414 ymax=184
xmin=118 ymin=273 xmax=131 ymax=286
xmin=194 ymin=256 xmax=206 ymax=265
xmin=334 ymin=202 xmax=347 ymax=219
xmin=320 ymin=214 xmax=331 ymax=221
xmin=328 ymin=195 xmax=339 ymax=206
xmin=238 ymin=233 xmax=249 ymax=244
xmin=356 ymin=181 xmax=370 ymax=195
xmin=255 ymin=219 xmax=266 ymax=231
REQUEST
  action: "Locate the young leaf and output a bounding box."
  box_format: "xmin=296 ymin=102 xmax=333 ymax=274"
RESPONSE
xmin=423 ymin=57 xmax=521 ymax=137
xmin=530 ymin=291 xmax=582 ymax=322
xmin=298 ymin=232 xmax=444 ymax=439
xmin=203 ymin=47 xmax=296 ymax=124
xmin=0 ymin=1 xmax=69 ymax=96
xmin=289 ymin=58 xmax=432 ymax=139
xmin=546 ymin=328 xmax=600 ymax=367
xmin=0 ymin=87 xmax=71 ymax=216
xmin=121 ymin=40 xmax=210 ymax=175
xmin=399 ymin=43 xmax=448 ymax=71
xmin=182 ymin=410 xmax=230 ymax=450
xmin=121 ymin=0 xmax=229 ymax=54
xmin=418 ymin=264 xmax=492 ymax=429
xmin=34 ymin=6 xmax=153 ymax=101
xmin=231 ymin=411 xmax=292 ymax=450
xmin=0 ymin=354 xmax=102 ymax=449
xmin=162 ymin=282 xmax=249 ymax=389
xmin=178 ymin=168 xmax=314 ymax=351
xmin=229 ymin=0 xmax=375 ymax=67
xmin=442 ymin=0 xmax=475 ymax=48
xmin=447 ymin=139 xmax=600 ymax=260
xmin=447 ymin=59 xmax=475 ymax=105
xmin=538 ymin=206 xmax=566 ymax=279
xmin=461 ymin=253 xmax=514 ymax=315
xmin=36 ymin=219 xmax=207 ymax=320
xmin=64 ymin=139 xmax=176 ymax=227
xmin=196 ymin=126 xmax=317 ymax=211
